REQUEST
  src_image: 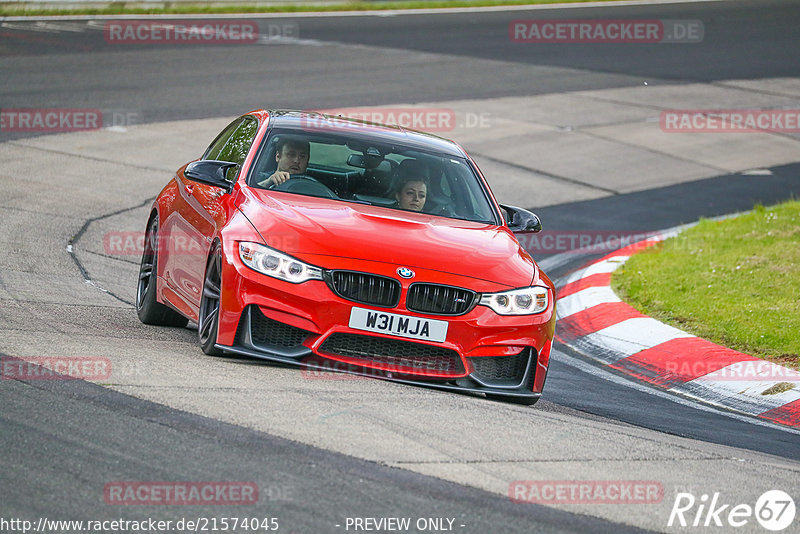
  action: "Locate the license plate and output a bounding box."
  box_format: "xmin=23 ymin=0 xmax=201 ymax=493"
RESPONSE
xmin=348 ymin=307 xmax=448 ymax=343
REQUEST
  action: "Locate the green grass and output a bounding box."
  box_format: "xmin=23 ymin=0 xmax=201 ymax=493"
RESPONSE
xmin=0 ymin=0 xmax=618 ymax=17
xmin=612 ymin=199 xmax=800 ymax=370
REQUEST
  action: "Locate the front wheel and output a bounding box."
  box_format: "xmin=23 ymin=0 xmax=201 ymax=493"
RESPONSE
xmin=198 ymin=244 xmax=225 ymax=356
xmin=136 ymin=217 xmax=189 ymax=327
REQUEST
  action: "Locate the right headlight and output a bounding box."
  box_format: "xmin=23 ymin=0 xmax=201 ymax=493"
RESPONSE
xmin=479 ymin=286 xmax=549 ymax=315
xmin=238 ymin=241 xmax=323 ymax=283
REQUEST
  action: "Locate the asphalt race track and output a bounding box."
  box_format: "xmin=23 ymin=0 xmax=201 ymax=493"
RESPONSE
xmin=2 ymin=1 xmax=800 ymax=533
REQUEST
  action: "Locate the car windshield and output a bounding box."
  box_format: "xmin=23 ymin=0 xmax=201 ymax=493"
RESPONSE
xmin=248 ymin=128 xmax=499 ymax=224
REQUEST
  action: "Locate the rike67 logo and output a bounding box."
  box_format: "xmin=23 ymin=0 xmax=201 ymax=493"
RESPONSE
xmin=669 ymin=490 xmax=795 ymax=531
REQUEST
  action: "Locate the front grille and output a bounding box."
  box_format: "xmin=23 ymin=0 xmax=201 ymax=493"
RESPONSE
xmin=406 ymin=283 xmax=476 ymax=315
xmin=319 ymin=333 xmax=464 ymax=374
xmin=469 ymin=350 xmax=530 ymax=386
xmin=326 ymin=271 xmax=401 ymax=308
xmin=245 ymin=305 xmax=312 ymax=348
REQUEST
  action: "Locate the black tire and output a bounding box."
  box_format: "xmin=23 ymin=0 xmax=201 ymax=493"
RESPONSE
xmin=136 ymin=217 xmax=189 ymax=327
xmin=486 ymin=394 xmax=539 ymax=406
xmin=198 ymin=244 xmax=225 ymax=356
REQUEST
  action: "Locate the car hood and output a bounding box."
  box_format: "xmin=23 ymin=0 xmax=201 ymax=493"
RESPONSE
xmin=237 ymin=190 xmax=536 ymax=287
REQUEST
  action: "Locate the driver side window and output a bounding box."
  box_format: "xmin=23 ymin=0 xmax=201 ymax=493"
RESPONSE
xmin=218 ymin=118 xmax=258 ymax=170
xmin=205 ymin=117 xmax=259 ymax=182
xmin=204 ymin=118 xmax=244 ymax=160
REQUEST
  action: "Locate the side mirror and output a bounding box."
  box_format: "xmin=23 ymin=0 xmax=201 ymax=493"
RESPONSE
xmin=184 ymin=160 xmax=238 ymax=192
xmin=500 ymin=204 xmax=542 ymax=233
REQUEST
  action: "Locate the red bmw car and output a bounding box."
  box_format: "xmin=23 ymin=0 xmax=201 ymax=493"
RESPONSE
xmin=136 ymin=110 xmax=555 ymax=404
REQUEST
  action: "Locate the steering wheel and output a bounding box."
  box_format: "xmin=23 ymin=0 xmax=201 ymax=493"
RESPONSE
xmin=269 ymin=174 xmax=338 ymax=199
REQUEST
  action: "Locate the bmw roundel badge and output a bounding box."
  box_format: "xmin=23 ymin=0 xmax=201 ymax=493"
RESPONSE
xmin=397 ymin=267 xmax=415 ymax=279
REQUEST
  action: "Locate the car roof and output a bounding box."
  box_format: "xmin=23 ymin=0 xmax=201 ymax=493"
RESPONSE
xmin=259 ymin=110 xmax=468 ymax=158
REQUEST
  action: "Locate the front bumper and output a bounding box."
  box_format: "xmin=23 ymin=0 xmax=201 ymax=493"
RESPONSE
xmin=216 ymin=244 xmax=555 ymax=399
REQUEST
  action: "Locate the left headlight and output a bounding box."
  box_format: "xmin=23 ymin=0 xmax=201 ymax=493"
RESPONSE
xmin=239 ymin=242 xmax=323 ymax=283
xmin=479 ymin=286 xmax=549 ymax=315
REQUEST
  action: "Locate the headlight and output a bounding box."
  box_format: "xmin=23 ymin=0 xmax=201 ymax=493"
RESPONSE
xmin=239 ymin=242 xmax=323 ymax=283
xmin=479 ymin=286 xmax=549 ymax=315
